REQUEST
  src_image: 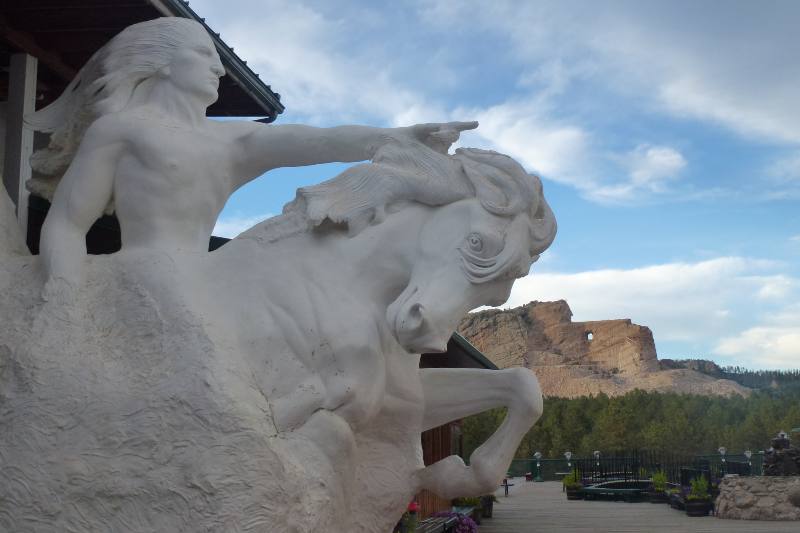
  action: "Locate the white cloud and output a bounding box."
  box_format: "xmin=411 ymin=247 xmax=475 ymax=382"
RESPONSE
xmin=192 ymin=0 xmax=799 ymax=204
xmin=505 ymin=257 xmax=799 ymax=368
xmin=587 ymin=144 xmax=687 ymax=203
xmin=462 ymin=99 xmax=590 ymax=187
xmin=213 ymin=213 xmax=273 ymax=238
xmin=768 ymin=152 xmax=800 ymax=184
xmin=420 ymin=1 xmax=800 ymax=143
xmin=625 ymin=145 xmax=686 ymax=189
xmin=195 ymin=0 xmax=425 ymax=124
xmin=715 ymin=327 xmax=800 ymax=369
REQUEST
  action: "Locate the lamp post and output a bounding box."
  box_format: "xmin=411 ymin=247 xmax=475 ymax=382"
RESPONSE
xmin=744 ymin=450 xmax=753 ymax=475
xmin=718 ymin=446 xmax=727 ymax=475
xmin=564 ymin=451 xmax=572 ymax=470
xmin=534 ymin=451 xmax=543 ymax=482
xmin=593 ymin=450 xmax=601 ymax=469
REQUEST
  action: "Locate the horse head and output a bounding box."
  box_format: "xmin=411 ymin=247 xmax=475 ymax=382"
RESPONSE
xmin=386 ymin=148 xmax=556 ymax=353
xmin=277 ymin=142 xmax=556 ymax=355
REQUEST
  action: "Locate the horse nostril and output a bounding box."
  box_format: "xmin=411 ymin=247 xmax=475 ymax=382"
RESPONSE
xmin=405 ymin=303 xmax=425 ymax=330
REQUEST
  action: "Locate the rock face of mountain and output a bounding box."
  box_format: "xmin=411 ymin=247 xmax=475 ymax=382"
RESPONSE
xmin=458 ymin=300 xmax=750 ymax=398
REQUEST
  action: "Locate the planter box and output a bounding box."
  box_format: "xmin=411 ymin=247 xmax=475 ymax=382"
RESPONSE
xmin=685 ymin=499 xmax=712 ymax=517
xmin=668 ymin=493 xmax=684 ymax=510
xmin=566 ymin=487 xmax=584 ymax=500
xmin=648 ymin=491 xmax=669 ymax=504
xmin=480 ymin=497 xmax=494 ymax=518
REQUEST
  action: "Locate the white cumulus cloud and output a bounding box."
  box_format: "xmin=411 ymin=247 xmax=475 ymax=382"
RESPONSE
xmin=715 ymin=327 xmax=800 ymax=370
xmin=213 ymin=213 xmax=273 ymax=239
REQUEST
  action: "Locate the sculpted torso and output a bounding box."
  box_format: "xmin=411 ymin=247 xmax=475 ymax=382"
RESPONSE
xmin=112 ymin=111 xmax=240 ymax=251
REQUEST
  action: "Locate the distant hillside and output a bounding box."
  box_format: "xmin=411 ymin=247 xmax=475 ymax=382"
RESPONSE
xmin=661 ymin=359 xmax=800 ymax=390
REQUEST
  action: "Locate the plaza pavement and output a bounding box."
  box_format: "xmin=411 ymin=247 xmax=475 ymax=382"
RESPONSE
xmin=478 ymin=479 xmax=798 ymax=532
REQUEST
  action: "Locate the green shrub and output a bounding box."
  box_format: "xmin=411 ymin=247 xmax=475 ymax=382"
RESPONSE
xmin=452 ymin=496 xmax=481 ymax=507
xmin=562 ymin=469 xmax=582 ymax=490
xmin=687 ymin=475 xmax=710 ymax=501
xmin=651 ymin=470 xmax=667 ymax=493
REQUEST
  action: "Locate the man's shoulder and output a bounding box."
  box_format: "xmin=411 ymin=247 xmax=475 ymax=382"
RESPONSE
xmin=83 ymin=113 xmax=134 ymax=144
xmin=206 ymin=117 xmax=261 ymax=138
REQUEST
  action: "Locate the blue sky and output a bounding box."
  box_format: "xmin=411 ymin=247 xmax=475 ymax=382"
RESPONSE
xmin=198 ymin=0 xmax=800 ymax=370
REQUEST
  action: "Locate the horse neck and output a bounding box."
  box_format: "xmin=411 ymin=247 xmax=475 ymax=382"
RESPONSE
xmin=302 ymin=204 xmax=433 ymax=308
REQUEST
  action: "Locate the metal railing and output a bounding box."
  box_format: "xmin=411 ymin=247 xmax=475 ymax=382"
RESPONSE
xmin=508 ymin=450 xmax=764 ymax=483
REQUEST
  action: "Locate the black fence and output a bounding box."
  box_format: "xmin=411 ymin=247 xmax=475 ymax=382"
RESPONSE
xmin=508 ymin=450 xmax=762 ymax=485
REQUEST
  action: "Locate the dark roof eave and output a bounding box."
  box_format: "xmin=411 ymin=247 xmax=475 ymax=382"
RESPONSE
xmin=150 ymin=0 xmax=284 ymax=120
xmin=451 ymin=332 xmax=498 ymax=370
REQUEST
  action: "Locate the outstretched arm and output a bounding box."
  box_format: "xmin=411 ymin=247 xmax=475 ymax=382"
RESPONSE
xmin=40 ymin=118 xmax=122 ymax=291
xmin=231 ymin=121 xmax=478 ymax=189
xmin=416 ymin=367 xmax=542 ymax=499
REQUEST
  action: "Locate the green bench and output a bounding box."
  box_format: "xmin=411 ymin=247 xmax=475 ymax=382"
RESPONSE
xmin=582 ymin=487 xmax=643 ymax=502
xmin=416 ymin=515 xmax=458 ymax=533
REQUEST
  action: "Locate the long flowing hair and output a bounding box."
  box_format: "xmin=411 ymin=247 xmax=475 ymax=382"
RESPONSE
xmin=242 ymin=142 xmax=557 ymax=279
xmin=24 ymin=17 xmax=207 ymax=201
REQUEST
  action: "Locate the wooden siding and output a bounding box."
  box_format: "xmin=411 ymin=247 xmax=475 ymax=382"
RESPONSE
xmin=415 ymin=421 xmax=463 ymax=518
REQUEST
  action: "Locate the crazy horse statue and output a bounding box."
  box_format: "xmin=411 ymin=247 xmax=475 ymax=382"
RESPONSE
xmin=0 ymin=18 xmax=556 ymax=533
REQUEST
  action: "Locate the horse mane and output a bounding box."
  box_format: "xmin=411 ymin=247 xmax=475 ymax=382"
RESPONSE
xmin=237 ymin=142 xmax=556 ymax=258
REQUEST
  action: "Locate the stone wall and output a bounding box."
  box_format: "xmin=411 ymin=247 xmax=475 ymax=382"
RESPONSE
xmin=716 ymin=475 xmax=800 ymax=521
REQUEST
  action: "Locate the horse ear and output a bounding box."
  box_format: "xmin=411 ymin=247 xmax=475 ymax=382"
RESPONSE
xmin=458 ymin=156 xmax=525 ymax=216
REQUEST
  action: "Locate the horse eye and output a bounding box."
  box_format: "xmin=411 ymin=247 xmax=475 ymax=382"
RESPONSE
xmin=467 ymin=233 xmax=483 ymax=252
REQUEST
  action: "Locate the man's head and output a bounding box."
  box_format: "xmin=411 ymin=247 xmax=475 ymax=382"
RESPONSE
xmin=25 ymin=18 xmax=224 ymax=188
xmin=96 ymin=17 xmax=224 ymax=112
xmin=158 ymin=25 xmax=225 ymax=106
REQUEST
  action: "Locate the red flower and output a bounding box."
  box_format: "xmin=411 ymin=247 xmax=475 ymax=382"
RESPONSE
xmin=407 ymin=501 xmax=420 ymax=513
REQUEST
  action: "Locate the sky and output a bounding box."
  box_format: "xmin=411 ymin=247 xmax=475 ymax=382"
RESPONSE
xmin=197 ymin=0 xmax=800 ymax=370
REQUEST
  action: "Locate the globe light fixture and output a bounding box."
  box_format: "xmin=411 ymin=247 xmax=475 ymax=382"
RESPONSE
xmin=534 ymin=451 xmax=543 ymax=482
xmin=564 ymin=451 xmax=572 ymax=468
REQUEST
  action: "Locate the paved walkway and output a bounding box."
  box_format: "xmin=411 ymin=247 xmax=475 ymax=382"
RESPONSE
xmin=478 ymin=479 xmax=799 ymax=532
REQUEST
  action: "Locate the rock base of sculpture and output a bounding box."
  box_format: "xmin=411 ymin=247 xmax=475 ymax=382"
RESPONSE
xmin=716 ymin=475 xmax=800 ymax=521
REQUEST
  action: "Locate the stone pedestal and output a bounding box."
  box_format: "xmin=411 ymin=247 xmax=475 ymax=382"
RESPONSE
xmin=716 ymin=475 xmax=800 ymax=521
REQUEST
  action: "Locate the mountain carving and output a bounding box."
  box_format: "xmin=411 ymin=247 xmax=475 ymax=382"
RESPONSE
xmin=458 ymin=300 xmax=750 ymax=398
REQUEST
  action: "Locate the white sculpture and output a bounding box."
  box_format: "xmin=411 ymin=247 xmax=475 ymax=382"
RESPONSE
xmin=0 ymin=17 xmax=557 ymax=533
xmin=24 ymin=17 xmax=476 ymax=295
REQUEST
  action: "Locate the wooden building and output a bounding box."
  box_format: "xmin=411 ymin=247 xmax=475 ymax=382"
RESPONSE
xmin=1 ymin=0 xmax=284 ymax=251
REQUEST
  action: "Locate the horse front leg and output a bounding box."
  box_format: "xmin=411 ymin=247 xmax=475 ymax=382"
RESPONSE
xmin=416 ymin=367 xmax=542 ymax=499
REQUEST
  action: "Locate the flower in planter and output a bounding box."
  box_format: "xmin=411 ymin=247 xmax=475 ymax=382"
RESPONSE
xmin=432 ymin=511 xmax=478 ymax=533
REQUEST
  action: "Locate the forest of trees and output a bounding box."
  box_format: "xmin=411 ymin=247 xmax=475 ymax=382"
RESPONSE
xmin=718 ymin=367 xmax=800 ymax=389
xmin=462 ymin=387 xmax=800 ymax=460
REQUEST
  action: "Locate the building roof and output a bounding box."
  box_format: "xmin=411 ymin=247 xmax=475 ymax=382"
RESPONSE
xmin=1 ymin=0 xmax=284 ymax=120
xmin=420 ymin=332 xmax=499 ymax=370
